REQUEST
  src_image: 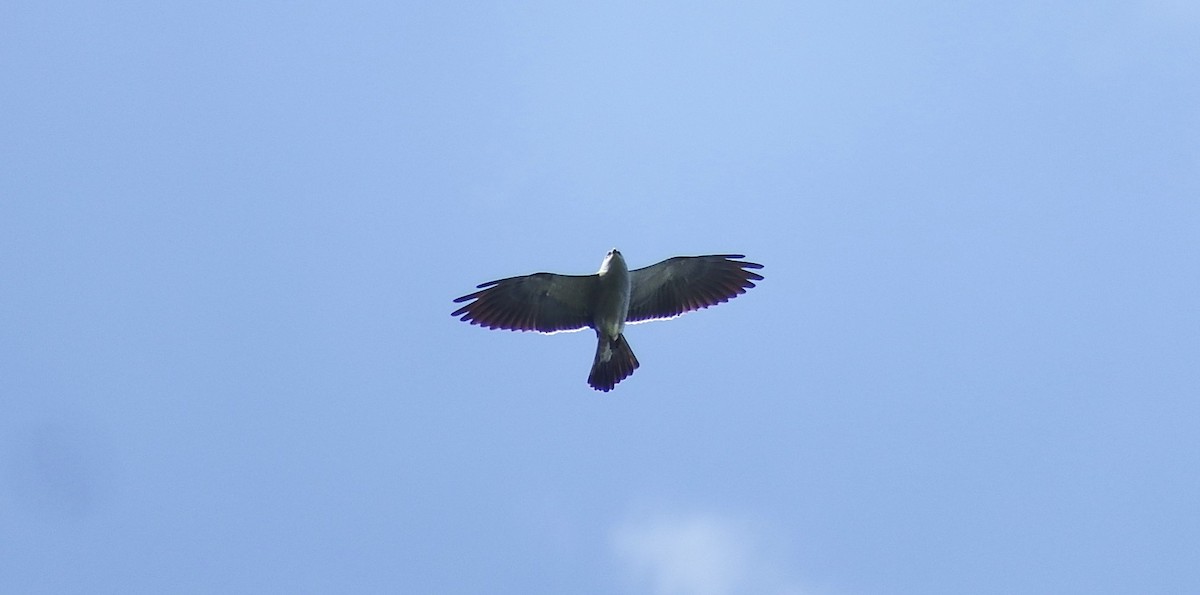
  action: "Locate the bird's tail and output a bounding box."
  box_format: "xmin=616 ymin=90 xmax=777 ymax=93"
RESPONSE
xmin=588 ymin=333 xmax=640 ymax=392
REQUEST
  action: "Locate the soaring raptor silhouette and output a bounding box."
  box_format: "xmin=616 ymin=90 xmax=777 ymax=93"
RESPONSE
xmin=452 ymin=250 xmax=763 ymax=391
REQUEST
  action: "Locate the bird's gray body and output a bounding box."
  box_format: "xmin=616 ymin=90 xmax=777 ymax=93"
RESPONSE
xmin=452 ymin=249 xmax=762 ymax=392
xmin=588 ymin=250 xmax=637 ymax=389
xmin=593 ymin=250 xmax=631 ymax=340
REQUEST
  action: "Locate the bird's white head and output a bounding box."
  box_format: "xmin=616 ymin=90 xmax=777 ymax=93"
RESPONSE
xmin=599 ymin=248 xmax=624 ymax=274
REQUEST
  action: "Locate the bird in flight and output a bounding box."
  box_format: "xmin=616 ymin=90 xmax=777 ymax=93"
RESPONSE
xmin=452 ymin=250 xmax=763 ymax=392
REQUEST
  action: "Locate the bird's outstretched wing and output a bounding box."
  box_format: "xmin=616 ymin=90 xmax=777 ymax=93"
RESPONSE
xmin=627 ymin=254 xmax=763 ymax=323
xmin=452 ymin=273 xmax=597 ymax=333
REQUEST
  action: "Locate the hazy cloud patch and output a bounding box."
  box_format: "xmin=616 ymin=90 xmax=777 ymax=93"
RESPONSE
xmin=611 ymin=512 xmax=813 ymax=595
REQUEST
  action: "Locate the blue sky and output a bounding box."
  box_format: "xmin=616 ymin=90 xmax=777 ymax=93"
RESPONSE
xmin=3 ymin=2 xmax=1198 ymax=593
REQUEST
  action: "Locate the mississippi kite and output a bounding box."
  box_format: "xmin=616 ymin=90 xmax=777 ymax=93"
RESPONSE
xmin=452 ymin=250 xmax=763 ymax=392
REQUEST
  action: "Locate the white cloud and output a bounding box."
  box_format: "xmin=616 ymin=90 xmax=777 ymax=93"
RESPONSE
xmin=611 ymin=513 xmax=812 ymax=595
